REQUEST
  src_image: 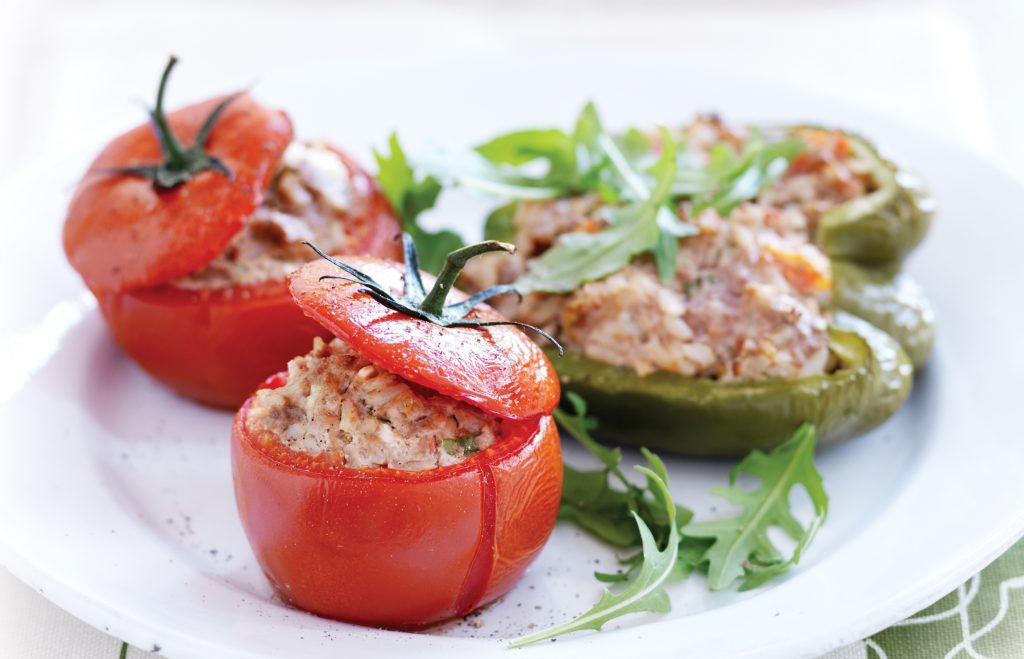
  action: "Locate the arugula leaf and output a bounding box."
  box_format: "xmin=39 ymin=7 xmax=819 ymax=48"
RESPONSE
xmin=555 ymin=392 xmax=692 ymax=551
xmin=373 ymin=133 xmax=464 ymax=273
xmin=681 ymin=423 xmax=828 ymax=591
xmin=685 ymin=137 xmax=804 ymax=216
xmin=508 ymin=466 xmax=680 ymax=648
xmin=514 ymin=127 xmax=680 ymax=293
xmin=482 ymin=202 xmax=519 ymax=243
xmin=476 ymin=129 xmax=577 ymax=183
xmin=539 ymin=396 xmax=829 ymax=646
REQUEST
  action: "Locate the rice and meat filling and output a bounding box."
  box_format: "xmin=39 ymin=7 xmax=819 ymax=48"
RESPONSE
xmin=175 ymin=141 xmax=374 ymax=289
xmin=464 ymin=120 xmax=871 ymax=382
xmin=247 ymin=337 xmax=500 ymax=471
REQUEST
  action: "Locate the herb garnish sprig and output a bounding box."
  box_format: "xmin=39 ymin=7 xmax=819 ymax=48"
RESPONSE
xmin=509 ymin=394 xmax=828 ymax=647
xmin=416 ymin=103 xmax=805 ymax=291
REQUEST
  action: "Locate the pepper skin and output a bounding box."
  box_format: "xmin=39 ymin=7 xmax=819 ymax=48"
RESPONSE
xmin=810 ymin=130 xmax=935 ymax=266
xmin=232 ymin=376 xmax=562 ymax=628
xmin=545 ymin=313 xmax=912 ymax=458
xmin=832 ymin=260 xmax=935 ymax=369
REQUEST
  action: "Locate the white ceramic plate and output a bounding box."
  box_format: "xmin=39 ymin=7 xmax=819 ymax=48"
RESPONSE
xmin=2 ymin=55 xmax=1023 ymax=659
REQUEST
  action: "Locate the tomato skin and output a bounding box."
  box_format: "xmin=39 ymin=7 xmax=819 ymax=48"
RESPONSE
xmin=75 ymin=133 xmax=400 ymax=408
xmin=96 ymin=281 xmax=327 ymax=408
xmin=231 ymin=373 xmax=562 ymax=627
xmin=64 ymin=93 xmax=294 ymax=294
xmin=290 ymin=258 xmax=560 ymax=420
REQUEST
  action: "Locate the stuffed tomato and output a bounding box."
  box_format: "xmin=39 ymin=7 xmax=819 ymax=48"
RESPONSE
xmin=62 ymin=57 xmax=400 ymax=407
xmin=232 ymin=237 xmax=562 ymax=627
xmin=459 ymin=111 xmax=922 ymax=456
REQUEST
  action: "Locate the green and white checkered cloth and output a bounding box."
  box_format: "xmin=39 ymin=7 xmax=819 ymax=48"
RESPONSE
xmin=825 ymin=537 xmax=1024 ymax=658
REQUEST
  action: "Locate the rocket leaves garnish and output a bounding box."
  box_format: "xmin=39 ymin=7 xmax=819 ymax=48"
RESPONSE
xmin=517 ymin=395 xmax=828 ymax=647
xmin=374 ymin=133 xmax=464 ymax=274
xmin=514 ymin=126 xmax=682 ymax=293
xmin=682 ymin=423 xmax=828 ymax=591
xmin=412 ymin=103 xmax=805 ymax=290
xmin=680 ymin=136 xmax=805 ymax=216
xmin=509 ymin=465 xmax=681 ymax=648
xmin=556 ymin=393 xmax=691 ymax=551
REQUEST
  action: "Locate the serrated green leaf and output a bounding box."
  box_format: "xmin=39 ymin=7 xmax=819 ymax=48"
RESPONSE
xmin=373 ymin=133 xmax=463 ymax=273
xmin=514 ymin=127 xmax=678 ymax=293
xmin=509 ymin=467 xmax=679 ymax=648
xmin=681 ymin=424 xmax=828 ymax=591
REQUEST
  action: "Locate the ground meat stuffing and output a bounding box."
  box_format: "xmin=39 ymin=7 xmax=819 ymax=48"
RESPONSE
xmin=247 ymin=337 xmax=500 ymax=470
xmin=461 ymin=118 xmax=860 ymax=382
xmin=174 ymin=141 xmax=374 ymax=290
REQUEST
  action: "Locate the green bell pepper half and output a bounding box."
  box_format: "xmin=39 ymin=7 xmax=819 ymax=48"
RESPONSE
xmin=545 ymin=313 xmax=912 ymax=458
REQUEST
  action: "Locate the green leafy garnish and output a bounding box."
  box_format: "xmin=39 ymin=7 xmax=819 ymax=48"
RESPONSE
xmin=509 ymin=464 xmax=680 ymax=648
xmin=110 ymin=56 xmax=236 ymax=189
xmin=442 ymin=434 xmax=479 ymax=456
xmin=514 ymin=127 xmax=682 ymax=293
xmin=676 ymin=136 xmax=805 ymax=216
xmin=526 ymin=396 xmax=828 ymax=646
xmin=373 ymin=133 xmax=464 ymax=274
xmin=682 ymin=423 xmax=828 ymax=591
xmin=418 ymin=104 xmax=806 ymax=290
xmin=556 ymin=393 xmax=691 ymax=552
xmin=482 ymin=202 xmax=519 ymax=243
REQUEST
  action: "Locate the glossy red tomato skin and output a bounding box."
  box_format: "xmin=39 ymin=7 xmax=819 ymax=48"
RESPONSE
xmin=96 ymin=280 xmax=326 ymax=408
xmin=231 ymin=373 xmax=562 ymax=628
xmin=289 ymin=258 xmax=560 ymax=420
xmin=80 ymin=136 xmax=401 ymax=408
xmin=63 ymin=93 xmax=294 ymax=294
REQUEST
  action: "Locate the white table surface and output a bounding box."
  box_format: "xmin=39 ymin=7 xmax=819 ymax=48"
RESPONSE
xmin=1 ymin=0 xmax=1020 ymax=656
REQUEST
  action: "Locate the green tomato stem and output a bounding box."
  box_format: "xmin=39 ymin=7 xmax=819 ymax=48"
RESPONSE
xmin=419 ymin=240 xmax=515 ymax=316
xmin=151 ymin=55 xmax=188 ymax=169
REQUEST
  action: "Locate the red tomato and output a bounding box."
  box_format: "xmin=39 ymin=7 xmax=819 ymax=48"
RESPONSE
xmin=232 ymin=373 xmax=562 ymax=628
xmin=63 ymin=89 xmax=401 ymax=407
xmin=288 ymin=257 xmax=560 ymax=419
xmin=64 ymin=93 xmax=294 ymax=294
xmin=233 ymin=252 xmax=563 ymax=627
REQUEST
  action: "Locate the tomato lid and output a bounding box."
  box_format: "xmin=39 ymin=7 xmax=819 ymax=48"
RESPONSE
xmin=288 ymin=252 xmax=560 ymax=420
xmin=63 ymin=78 xmax=292 ymax=292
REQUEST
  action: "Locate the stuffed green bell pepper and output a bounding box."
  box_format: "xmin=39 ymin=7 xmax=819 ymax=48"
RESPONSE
xmin=430 ymin=107 xmax=931 ymax=456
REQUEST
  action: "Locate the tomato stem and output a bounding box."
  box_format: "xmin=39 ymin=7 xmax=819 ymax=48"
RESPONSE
xmin=419 ymin=240 xmax=515 ymax=316
xmin=108 ymin=55 xmax=238 ymax=189
xmin=151 ymin=56 xmax=188 ymax=169
xmin=306 ymin=236 xmax=564 ymax=354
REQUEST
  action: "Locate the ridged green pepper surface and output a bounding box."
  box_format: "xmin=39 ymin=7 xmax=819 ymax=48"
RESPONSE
xmin=547 ymin=313 xmax=912 ymax=458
